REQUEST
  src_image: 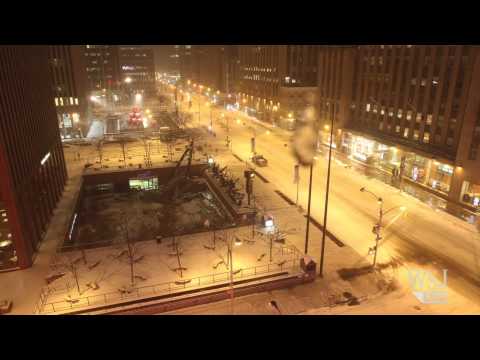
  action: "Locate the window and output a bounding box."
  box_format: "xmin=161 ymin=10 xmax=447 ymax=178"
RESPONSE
xmin=54 ymin=97 xmax=59 ymax=106
xmin=426 ymin=114 xmax=433 ymax=125
xmin=414 ymin=130 xmax=419 ymax=140
xmin=404 ymin=128 xmax=409 ymax=138
xmin=75 ymin=98 xmax=79 ymax=105
xmin=423 ymin=132 xmax=430 ymax=142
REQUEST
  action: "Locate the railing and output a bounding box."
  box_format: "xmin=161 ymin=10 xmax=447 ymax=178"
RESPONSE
xmin=37 ymin=249 xmax=302 ymax=315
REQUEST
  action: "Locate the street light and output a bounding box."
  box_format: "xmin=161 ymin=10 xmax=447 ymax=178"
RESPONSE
xmin=226 ymin=235 xmax=243 ymax=314
xmin=360 ymin=187 xmax=406 ymax=268
xmin=124 ymin=77 xmax=132 ymax=84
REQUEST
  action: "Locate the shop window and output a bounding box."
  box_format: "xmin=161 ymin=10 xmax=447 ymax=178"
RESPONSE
xmin=462 ymin=182 xmax=480 ymax=208
xmin=0 ymin=205 xmax=17 ymax=270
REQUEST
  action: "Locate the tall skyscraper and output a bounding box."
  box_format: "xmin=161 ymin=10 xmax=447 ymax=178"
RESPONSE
xmin=0 ymin=46 xmax=67 ymax=270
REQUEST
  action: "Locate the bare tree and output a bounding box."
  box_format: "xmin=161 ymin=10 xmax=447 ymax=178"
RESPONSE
xmin=54 ymin=253 xmax=84 ymax=296
xmin=118 ymin=208 xmax=145 ymax=287
xmin=118 ymin=138 xmax=128 ymax=166
xmin=95 ymin=139 xmax=104 ymax=167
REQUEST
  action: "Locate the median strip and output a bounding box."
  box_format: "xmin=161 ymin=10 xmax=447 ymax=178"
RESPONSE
xmin=253 ymin=170 xmax=269 ymax=183
xmin=303 ymin=215 xmax=345 ymax=248
xmin=232 ymin=154 xmax=244 ymax=163
xmin=274 ymin=190 xmax=296 ymax=206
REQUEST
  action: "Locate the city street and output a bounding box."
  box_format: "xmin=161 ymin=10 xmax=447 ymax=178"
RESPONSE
xmin=177 ymin=89 xmax=480 ymax=307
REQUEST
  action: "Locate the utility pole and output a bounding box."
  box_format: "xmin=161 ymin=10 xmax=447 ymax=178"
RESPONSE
xmin=319 ymin=103 xmax=335 ymax=277
xmin=304 ymin=163 xmax=314 ymax=255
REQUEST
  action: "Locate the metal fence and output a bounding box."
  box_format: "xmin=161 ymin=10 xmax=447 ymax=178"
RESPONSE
xmin=36 ymin=247 xmax=302 ymax=315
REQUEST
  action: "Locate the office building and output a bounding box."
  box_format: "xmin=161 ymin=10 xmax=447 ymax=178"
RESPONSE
xmin=49 ymin=45 xmax=88 ymax=139
xmin=237 ymin=45 xmax=318 ymax=128
xmin=84 ymin=45 xmax=120 ymax=92
xmin=321 ymin=45 xmax=480 ymax=212
xmin=119 ymin=46 xmax=156 ymax=98
xmin=0 ymin=46 xmax=67 ymax=270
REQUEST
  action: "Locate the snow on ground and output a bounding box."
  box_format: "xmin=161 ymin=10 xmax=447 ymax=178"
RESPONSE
xmin=38 ymin=226 xmax=302 ymax=314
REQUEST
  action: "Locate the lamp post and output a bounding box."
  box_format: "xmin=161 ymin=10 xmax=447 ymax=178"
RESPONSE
xmin=360 ymin=187 xmax=406 ymax=268
xmin=226 ymin=235 xmax=242 ymax=314
xmin=319 ymin=103 xmax=335 ymax=277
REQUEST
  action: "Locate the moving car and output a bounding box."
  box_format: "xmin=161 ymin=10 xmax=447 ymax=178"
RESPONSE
xmin=252 ymin=154 xmax=268 ymax=167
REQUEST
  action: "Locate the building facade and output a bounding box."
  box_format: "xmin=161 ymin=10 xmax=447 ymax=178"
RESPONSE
xmin=84 ymin=45 xmax=120 ymax=93
xmin=0 ymin=46 xmax=67 ymax=271
xmin=237 ymin=45 xmax=318 ymax=127
xmin=119 ymin=46 xmax=156 ymax=98
xmin=49 ymin=45 xmax=88 ymax=140
xmin=320 ymin=45 xmax=480 ymax=213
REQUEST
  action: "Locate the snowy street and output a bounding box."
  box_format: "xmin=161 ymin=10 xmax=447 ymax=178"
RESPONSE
xmin=181 ymin=91 xmax=480 ymax=308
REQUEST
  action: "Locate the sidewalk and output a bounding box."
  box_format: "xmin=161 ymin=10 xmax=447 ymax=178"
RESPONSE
xmin=0 ymin=155 xmax=85 ymax=314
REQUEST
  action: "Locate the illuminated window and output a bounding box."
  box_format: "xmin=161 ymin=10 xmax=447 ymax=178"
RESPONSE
xmin=75 ymin=98 xmax=79 ymax=105
xmin=404 ymin=128 xmax=409 ymax=138
xmin=426 ymin=114 xmax=433 ymax=125
xmin=366 ymin=103 xmax=371 ymax=112
xmin=54 ymin=97 xmax=59 ymax=106
xmin=424 ymin=132 xmax=430 ymax=142
xmin=414 ymin=130 xmax=419 ymax=140
xmin=70 ymin=97 xmax=74 ymax=105
xmin=59 ymin=98 xmax=64 ymax=106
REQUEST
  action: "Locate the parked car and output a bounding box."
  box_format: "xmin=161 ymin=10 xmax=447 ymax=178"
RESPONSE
xmin=252 ymin=154 xmax=268 ymax=167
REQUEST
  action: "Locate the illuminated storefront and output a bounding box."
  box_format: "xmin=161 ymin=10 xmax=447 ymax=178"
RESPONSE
xmin=0 ymin=202 xmax=17 ymax=270
xmin=461 ymin=182 xmax=480 ymax=209
xmin=342 ymin=132 xmax=454 ymax=195
xmin=59 ymin=112 xmax=82 ymax=140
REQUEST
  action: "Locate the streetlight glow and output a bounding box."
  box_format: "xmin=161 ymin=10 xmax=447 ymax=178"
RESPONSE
xmin=124 ymin=77 xmax=132 ymax=84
